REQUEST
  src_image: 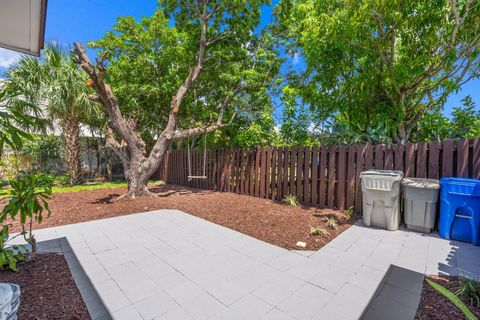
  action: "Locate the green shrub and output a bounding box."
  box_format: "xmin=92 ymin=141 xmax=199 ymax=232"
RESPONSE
xmin=456 ymin=278 xmax=480 ymax=308
xmin=52 ymin=174 xmax=70 ymax=187
xmin=283 ymin=194 xmax=299 ymax=207
xmin=0 ymin=224 xmax=27 ymax=271
xmin=0 ymin=155 xmax=25 ymax=180
xmin=0 ymin=172 xmax=53 ymax=260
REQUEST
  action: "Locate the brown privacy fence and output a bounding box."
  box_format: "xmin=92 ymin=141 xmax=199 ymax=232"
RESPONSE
xmin=155 ymin=138 xmax=480 ymax=213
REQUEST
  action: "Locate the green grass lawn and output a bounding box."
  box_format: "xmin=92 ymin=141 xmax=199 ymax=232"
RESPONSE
xmin=51 ymin=180 xmax=163 ymax=194
xmin=0 ymin=180 xmax=164 ymax=198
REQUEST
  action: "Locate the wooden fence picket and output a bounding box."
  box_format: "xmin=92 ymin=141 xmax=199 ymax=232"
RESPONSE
xmin=457 ymin=139 xmax=469 ymax=178
xmin=327 ymin=145 xmax=336 ymax=209
xmin=428 ymin=141 xmax=440 ymax=179
xmin=346 ymin=145 xmax=356 ymax=209
xmin=442 ymin=140 xmax=454 ymax=177
xmin=303 ymin=146 xmax=311 ymax=204
xmin=473 ymin=139 xmax=480 ymax=180
xmin=311 ymin=145 xmax=319 ymax=206
xmin=405 ymin=143 xmax=415 ymax=177
xmin=337 ymin=146 xmax=346 ymax=210
xmin=319 ymin=146 xmax=327 ymax=208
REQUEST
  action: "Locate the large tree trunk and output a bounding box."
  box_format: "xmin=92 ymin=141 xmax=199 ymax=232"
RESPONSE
xmin=119 ymin=150 xmax=166 ymax=199
xmin=63 ymin=118 xmax=82 ymax=185
xmin=393 ymin=122 xmax=413 ymax=145
xmin=105 ymin=126 xmax=169 ymax=199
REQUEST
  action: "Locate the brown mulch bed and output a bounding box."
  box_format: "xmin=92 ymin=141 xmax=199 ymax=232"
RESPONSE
xmin=7 ymin=184 xmax=356 ymax=251
xmin=416 ymin=275 xmax=480 ymax=320
xmin=0 ymin=253 xmax=90 ymax=320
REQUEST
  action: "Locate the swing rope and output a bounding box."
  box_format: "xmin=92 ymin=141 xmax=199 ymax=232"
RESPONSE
xmin=187 ymin=133 xmax=207 ymax=181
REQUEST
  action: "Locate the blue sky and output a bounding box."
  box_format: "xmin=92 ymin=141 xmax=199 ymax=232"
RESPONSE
xmin=0 ymin=0 xmax=478 ymax=119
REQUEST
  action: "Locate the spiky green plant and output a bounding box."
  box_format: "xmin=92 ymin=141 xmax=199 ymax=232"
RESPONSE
xmin=283 ymin=194 xmax=299 ymax=207
xmin=326 ymin=217 xmax=338 ymax=230
xmin=344 ymin=206 xmax=354 ymax=218
xmin=455 ymin=278 xmax=480 ymax=308
xmin=427 ymin=279 xmax=477 ymax=320
xmin=310 ymin=226 xmax=329 ymax=237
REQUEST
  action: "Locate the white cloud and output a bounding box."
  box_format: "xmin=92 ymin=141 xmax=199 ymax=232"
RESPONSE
xmin=293 ymin=52 xmax=300 ymax=65
xmin=0 ymin=48 xmax=22 ymax=68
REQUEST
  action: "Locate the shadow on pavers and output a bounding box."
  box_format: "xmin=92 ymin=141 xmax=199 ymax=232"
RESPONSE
xmin=440 ymin=238 xmax=480 ymax=280
xmin=38 ymin=237 xmax=112 ymax=320
xmin=360 ymin=265 xmax=423 ymax=320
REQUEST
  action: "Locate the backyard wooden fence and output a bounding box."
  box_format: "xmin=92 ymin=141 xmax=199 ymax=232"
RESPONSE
xmin=155 ymin=138 xmax=480 ymax=213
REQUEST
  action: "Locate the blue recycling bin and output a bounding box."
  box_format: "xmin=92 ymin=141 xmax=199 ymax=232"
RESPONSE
xmin=439 ymin=177 xmax=480 ymax=245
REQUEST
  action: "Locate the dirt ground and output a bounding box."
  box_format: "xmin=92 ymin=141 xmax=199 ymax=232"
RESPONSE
xmin=416 ymin=275 xmax=480 ymax=319
xmin=0 ymin=253 xmax=90 ymax=320
xmin=5 ymin=184 xmax=356 ymax=251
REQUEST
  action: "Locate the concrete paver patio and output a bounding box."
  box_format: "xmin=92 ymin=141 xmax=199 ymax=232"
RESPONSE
xmin=26 ymin=210 xmax=480 ymax=320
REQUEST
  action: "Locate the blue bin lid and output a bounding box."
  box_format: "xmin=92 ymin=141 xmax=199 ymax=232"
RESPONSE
xmin=440 ymin=177 xmax=480 ymax=185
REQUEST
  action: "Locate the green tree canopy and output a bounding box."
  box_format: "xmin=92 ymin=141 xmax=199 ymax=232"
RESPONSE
xmin=89 ymin=1 xmax=281 ymax=149
xmin=276 ymin=0 xmax=480 ymax=143
xmin=412 ymin=95 xmax=480 ymax=142
xmin=73 ymin=0 xmax=282 ymax=197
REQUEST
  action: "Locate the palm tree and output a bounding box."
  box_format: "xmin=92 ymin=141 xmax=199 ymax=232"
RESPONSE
xmin=5 ymin=43 xmax=103 ymax=184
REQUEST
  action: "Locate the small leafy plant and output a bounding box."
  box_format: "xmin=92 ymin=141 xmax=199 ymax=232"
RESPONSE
xmin=0 ymin=224 xmax=27 ymax=271
xmin=51 ymin=174 xmax=70 ymax=187
xmin=455 ymin=278 xmax=480 ymax=308
xmin=283 ymin=194 xmax=299 ymax=207
xmin=310 ymin=226 xmax=329 ymax=237
xmin=427 ymin=279 xmax=477 ymax=320
xmin=344 ymin=206 xmax=355 ymax=219
xmin=0 ymin=172 xmax=53 ymax=261
xmin=326 ymin=217 xmax=338 ymax=230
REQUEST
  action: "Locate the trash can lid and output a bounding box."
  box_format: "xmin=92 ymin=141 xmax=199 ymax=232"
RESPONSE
xmin=401 ymin=178 xmax=440 ymax=189
xmin=0 ymin=283 xmax=13 ymax=306
xmin=440 ymin=177 xmax=480 ymax=185
xmin=360 ymin=170 xmax=404 ymax=179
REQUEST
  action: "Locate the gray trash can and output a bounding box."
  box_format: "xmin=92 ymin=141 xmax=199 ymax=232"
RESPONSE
xmin=401 ymin=178 xmax=440 ymax=233
xmin=360 ymin=170 xmax=404 ymax=231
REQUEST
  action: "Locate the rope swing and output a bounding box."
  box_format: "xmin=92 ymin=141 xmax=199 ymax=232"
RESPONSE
xmin=187 ymin=133 xmax=207 ymax=181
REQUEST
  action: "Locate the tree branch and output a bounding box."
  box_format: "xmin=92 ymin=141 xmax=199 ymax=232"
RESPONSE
xmin=104 ymin=125 xmax=130 ymax=170
xmin=172 ymin=113 xmax=236 ymax=141
xmin=72 ymin=43 xmax=146 ymax=154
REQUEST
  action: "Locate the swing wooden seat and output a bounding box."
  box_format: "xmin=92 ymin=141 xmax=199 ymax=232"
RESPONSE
xmin=187 ymin=133 xmax=208 ymax=181
xmin=187 ymin=175 xmax=207 ymax=180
